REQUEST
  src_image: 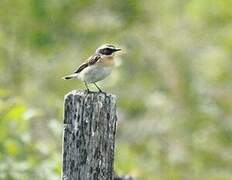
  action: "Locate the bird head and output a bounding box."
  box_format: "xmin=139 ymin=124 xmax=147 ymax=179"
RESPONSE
xmin=96 ymin=44 xmax=121 ymax=56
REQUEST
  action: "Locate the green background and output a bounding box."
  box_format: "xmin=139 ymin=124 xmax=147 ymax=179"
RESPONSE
xmin=0 ymin=0 xmax=232 ymax=179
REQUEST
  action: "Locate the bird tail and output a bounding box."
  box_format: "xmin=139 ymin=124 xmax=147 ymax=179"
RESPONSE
xmin=62 ymin=73 xmax=78 ymax=80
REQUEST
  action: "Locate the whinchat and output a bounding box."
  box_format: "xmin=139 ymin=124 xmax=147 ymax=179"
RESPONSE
xmin=63 ymin=44 xmax=121 ymax=92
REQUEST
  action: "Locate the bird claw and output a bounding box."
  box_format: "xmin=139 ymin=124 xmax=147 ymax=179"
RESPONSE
xmin=85 ymin=89 xmax=91 ymax=93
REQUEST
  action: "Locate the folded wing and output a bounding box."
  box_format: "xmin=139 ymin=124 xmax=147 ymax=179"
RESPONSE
xmin=75 ymin=54 xmax=101 ymax=73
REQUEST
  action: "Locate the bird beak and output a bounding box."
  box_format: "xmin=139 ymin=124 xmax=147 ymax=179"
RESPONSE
xmin=114 ymin=48 xmax=121 ymax=52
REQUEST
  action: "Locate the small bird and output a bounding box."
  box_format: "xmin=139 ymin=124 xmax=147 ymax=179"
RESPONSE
xmin=63 ymin=44 xmax=121 ymax=92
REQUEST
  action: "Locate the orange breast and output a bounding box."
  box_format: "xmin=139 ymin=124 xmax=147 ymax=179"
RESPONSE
xmin=100 ymin=57 xmax=115 ymax=66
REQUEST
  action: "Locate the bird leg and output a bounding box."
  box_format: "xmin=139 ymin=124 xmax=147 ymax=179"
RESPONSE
xmin=94 ymin=83 xmax=103 ymax=92
xmin=84 ymin=81 xmax=90 ymax=93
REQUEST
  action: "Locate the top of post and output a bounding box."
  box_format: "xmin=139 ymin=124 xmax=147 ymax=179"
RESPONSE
xmin=63 ymin=90 xmax=117 ymax=125
xmin=64 ymin=90 xmax=117 ymax=100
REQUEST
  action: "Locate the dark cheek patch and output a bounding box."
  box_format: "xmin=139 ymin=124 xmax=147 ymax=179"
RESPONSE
xmin=100 ymin=48 xmax=113 ymax=55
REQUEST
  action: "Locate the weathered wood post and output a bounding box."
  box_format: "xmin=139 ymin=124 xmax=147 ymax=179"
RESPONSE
xmin=62 ymin=90 xmax=117 ymax=180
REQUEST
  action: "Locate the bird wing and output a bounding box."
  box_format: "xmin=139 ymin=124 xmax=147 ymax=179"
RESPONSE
xmin=74 ymin=54 xmax=101 ymax=73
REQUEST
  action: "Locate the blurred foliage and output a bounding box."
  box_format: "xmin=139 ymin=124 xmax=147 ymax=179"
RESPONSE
xmin=0 ymin=0 xmax=232 ymax=179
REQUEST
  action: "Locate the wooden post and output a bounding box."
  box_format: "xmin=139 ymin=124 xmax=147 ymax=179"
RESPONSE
xmin=62 ymin=90 xmax=117 ymax=180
